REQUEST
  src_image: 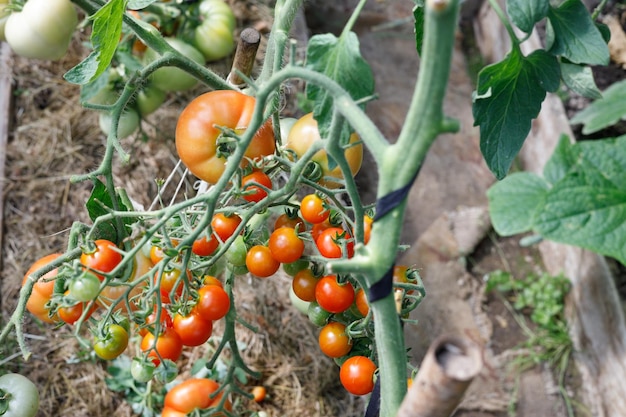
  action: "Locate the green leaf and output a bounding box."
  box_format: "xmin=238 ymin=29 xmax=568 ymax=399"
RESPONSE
xmin=413 ymin=4 xmax=425 ymax=57
xmin=506 ymin=0 xmax=549 ymax=33
xmin=86 ymin=179 xmax=132 ymax=243
xmin=560 ymin=62 xmax=602 ymax=99
xmin=128 ymin=0 xmax=157 ymax=10
xmin=570 ymin=80 xmax=626 ymax=134
xmin=64 ymin=0 xmax=126 ymax=85
xmin=547 ymin=0 xmax=609 ymax=65
xmin=473 ymin=48 xmax=559 ymax=179
xmin=487 ymin=172 xmax=550 ymax=236
xmin=305 ymin=32 xmax=375 ymax=139
xmin=542 ymin=135 xmax=579 ymax=185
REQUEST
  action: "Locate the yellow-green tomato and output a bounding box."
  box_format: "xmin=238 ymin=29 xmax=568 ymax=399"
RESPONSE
xmin=99 ymin=109 xmax=140 ymax=138
xmin=4 ymin=0 xmax=78 ymax=60
xmin=193 ymin=0 xmax=236 ymax=62
xmin=0 ymin=0 xmax=10 ymax=42
xmin=286 ymin=112 xmax=363 ymax=188
xmin=143 ymin=38 xmax=205 ymax=92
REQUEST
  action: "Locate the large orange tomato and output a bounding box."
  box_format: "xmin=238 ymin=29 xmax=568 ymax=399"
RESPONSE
xmin=164 ymin=378 xmax=231 ymax=414
xmin=286 ymin=113 xmax=363 ymax=188
xmin=22 ymin=253 xmax=62 ymax=323
xmin=175 ymin=90 xmax=275 ymax=184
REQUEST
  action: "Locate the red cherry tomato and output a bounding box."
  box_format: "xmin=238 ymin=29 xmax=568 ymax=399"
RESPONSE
xmin=141 ymin=327 xmax=183 ymax=365
xmin=292 ymin=268 xmax=319 ymax=302
xmin=211 ymin=213 xmax=242 ymax=242
xmin=315 ymin=275 xmax=355 ymax=314
xmin=316 ymin=227 xmax=354 ymax=258
xmin=241 ymin=171 xmax=272 ymax=203
xmin=193 ymin=284 xmax=230 ymax=321
xmin=80 ymin=239 xmax=123 ymax=280
xmin=192 ymin=233 xmax=219 ymax=257
xmin=173 ymin=312 xmax=213 ymax=347
xmin=268 ymin=227 xmax=305 ymax=264
xmin=245 ymin=245 xmax=280 ymax=278
xmin=319 ymin=321 xmax=353 ymax=358
xmin=300 ymin=194 xmax=329 ymax=224
xmin=340 ymin=356 xmax=377 ymax=395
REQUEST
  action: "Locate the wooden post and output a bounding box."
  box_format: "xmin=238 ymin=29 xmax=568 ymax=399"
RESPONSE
xmin=397 ymin=335 xmax=483 ymax=417
xmin=227 ymin=27 xmax=261 ymax=87
xmin=0 ymin=42 xmax=14 ymax=278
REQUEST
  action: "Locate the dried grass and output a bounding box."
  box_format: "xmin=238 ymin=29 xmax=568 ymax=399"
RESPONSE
xmin=0 ymin=1 xmax=365 ymax=416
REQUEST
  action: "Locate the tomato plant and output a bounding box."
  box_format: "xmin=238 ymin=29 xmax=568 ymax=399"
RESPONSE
xmin=286 ymin=113 xmax=363 ymax=187
xmin=175 ymin=90 xmax=276 ymax=184
xmin=268 ymin=226 xmax=304 ymax=264
xmin=246 ymin=245 xmax=280 ymax=278
xmin=192 ymin=0 xmax=236 ymax=62
xmin=4 ymin=0 xmax=78 ymax=60
xmin=143 ymin=37 xmax=205 ymax=92
xmin=300 ymin=194 xmax=329 ymax=224
xmin=22 ymin=254 xmax=61 ymax=323
xmin=339 ymin=356 xmax=377 ymax=396
xmin=0 ymin=373 xmax=39 ymax=417
xmin=93 ymin=323 xmax=129 ymax=360
xmin=98 ymin=108 xmax=140 ymax=138
xmin=141 ymin=327 xmax=184 ymax=365
xmin=172 ymin=311 xmax=213 ymax=347
xmin=241 ymin=170 xmax=272 ymax=202
xmin=316 ymin=227 xmax=354 ymax=259
xmin=80 ymin=239 xmax=123 ymax=280
xmin=97 ymin=250 xmax=153 ymax=311
xmin=319 ymin=321 xmax=353 ymax=358
xmin=212 ymin=212 xmax=242 ymax=242
xmin=193 ymin=283 xmax=230 ymax=321
xmin=315 ymin=275 xmax=355 ymax=314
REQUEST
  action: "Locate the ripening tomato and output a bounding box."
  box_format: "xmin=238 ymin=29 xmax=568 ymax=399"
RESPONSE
xmin=319 ymin=322 xmax=353 ymax=358
xmin=355 ymin=288 xmax=369 ymax=317
xmin=311 ymin=218 xmax=333 ymax=242
xmin=286 ymin=113 xmax=363 ymax=188
xmin=339 ymin=356 xmax=377 ymax=395
xmin=362 ymin=215 xmax=373 ymax=244
xmin=175 ymin=90 xmax=276 ymax=184
xmin=393 ymin=265 xmax=416 ymax=295
xmin=192 ymin=233 xmax=219 ymax=257
xmin=164 ymin=378 xmax=231 ymax=414
xmin=97 ymin=250 xmax=153 ymax=312
xmin=141 ymin=327 xmax=184 ymax=365
xmin=58 ymin=291 xmax=98 ymax=325
xmin=211 ymin=212 xmax=242 ymax=242
xmin=315 ymin=275 xmax=355 ymax=314
xmin=22 ymin=254 xmax=61 ymax=323
xmin=316 ymin=227 xmax=354 ymax=259
xmin=173 ymin=312 xmax=213 ymax=347
xmin=268 ymin=227 xmax=304 ymax=264
xmin=300 ymin=194 xmax=329 ymax=224
xmin=80 ymin=239 xmax=123 ymax=280
xmin=139 ymin=308 xmax=173 ymax=338
xmin=94 ymin=324 xmax=129 ymax=360
xmin=193 ymin=284 xmax=230 ymax=321
xmin=241 ymin=171 xmax=272 ymax=202
xmin=292 ymin=268 xmax=319 ymax=302
xmin=246 ymin=245 xmax=280 ymax=278
xmin=155 ymin=267 xmax=189 ymax=303
xmin=274 ymin=213 xmax=305 ymax=231
xmin=252 ymin=385 xmax=266 ymax=403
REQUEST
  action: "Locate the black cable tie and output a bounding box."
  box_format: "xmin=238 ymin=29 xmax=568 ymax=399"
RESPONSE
xmin=368 ymin=265 xmax=394 ymax=304
xmin=364 ymin=375 xmax=381 ymax=417
xmin=373 ymin=169 xmax=420 ymax=222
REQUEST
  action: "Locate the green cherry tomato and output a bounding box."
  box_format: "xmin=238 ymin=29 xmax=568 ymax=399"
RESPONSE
xmin=93 ymin=324 xmax=129 ymax=360
xmin=143 ymin=37 xmax=205 ymax=92
xmin=0 ymin=373 xmax=40 ymax=417
xmin=225 ymin=235 xmax=248 ymax=268
xmin=131 ymin=357 xmax=156 ymax=383
xmin=69 ymin=271 xmax=101 ymax=302
xmin=193 ymin=0 xmax=236 ymax=62
xmin=135 ymin=84 xmax=167 ymax=116
xmin=307 ymin=301 xmax=332 ymax=327
xmin=4 ymin=0 xmax=78 ymax=60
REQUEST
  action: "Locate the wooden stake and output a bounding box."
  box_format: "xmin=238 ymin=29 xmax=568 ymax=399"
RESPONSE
xmin=227 ymin=28 xmax=261 ymax=87
xmin=397 ymin=334 xmax=483 ymax=417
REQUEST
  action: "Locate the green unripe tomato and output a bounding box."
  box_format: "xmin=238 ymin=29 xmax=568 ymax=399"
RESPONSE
xmin=143 ymin=38 xmax=205 ymax=92
xmin=0 ymin=373 xmax=40 ymax=417
xmin=135 ymin=84 xmax=166 ymax=116
xmin=4 ymin=0 xmax=78 ymax=60
xmin=193 ymin=0 xmax=236 ymax=62
xmin=99 ymin=109 xmax=140 ymax=138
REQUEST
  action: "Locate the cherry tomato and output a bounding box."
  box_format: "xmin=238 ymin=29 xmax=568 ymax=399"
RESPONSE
xmin=175 ymin=90 xmax=276 ymax=184
xmin=311 ymin=218 xmax=333 ymax=242
xmin=319 ymin=322 xmax=353 ymax=358
xmin=252 ymin=385 xmax=266 ymax=403
xmin=193 ymin=284 xmax=230 ymax=321
xmin=307 ymin=301 xmax=332 ymax=327
xmin=268 ymin=227 xmax=304 ymax=264
xmin=161 ymin=407 xmax=187 ymax=417
xmin=339 ymin=356 xmax=377 ymax=395
xmin=68 ymin=271 xmax=101 ymax=302
xmin=22 ymin=253 xmax=61 ymax=323
xmin=393 ymin=265 xmax=416 ymax=294
xmin=241 ymin=171 xmax=272 ymax=202
xmin=58 ymin=292 xmax=97 ymax=325
xmin=173 ymin=312 xmax=213 ymax=347
xmin=286 ymin=113 xmax=363 ymax=188
xmin=80 ymin=239 xmax=123 ymax=280
xmin=315 ymin=275 xmax=355 ymax=314
xmin=97 ymin=250 xmax=153 ymax=312
xmin=155 ymin=267 xmax=189 ymax=303
xmin=316 ymin=227 xmax=354 ymax=259
xmin=274 ymin=213 xmax=305 ymax=231
xmin=0 ymin=373 xmax=40 ymax=417
xmin=131 ymin=357 xmax=156 ymax=383
xmin=141 ymin=327 xmax=183 ymax=365
xmin=94 ymin=324 xmax=129 ymax=360
xmin=211 ymin=213 xmax=242 ymax=242
xmin=164 ymin=378 xmax=231 ymax=413
xmin=139 ymin=308 xmax=173 ymax=338
xmin=202 ymin=275 xmax=223 ymax=288
xmin=246 ymin=245 xmax=280 ymax=278
xmin=355 ymin=288 xmax=370 ymax=317
xmin=192 ymin=233 xmax=219 ymax=257
xmin=362 ymin=215 xmax=373 ymax=244
xmin=300 ymin=194 xmax=329 ymax=224
xmin=292 ymin=268 xmax=318 ymax=302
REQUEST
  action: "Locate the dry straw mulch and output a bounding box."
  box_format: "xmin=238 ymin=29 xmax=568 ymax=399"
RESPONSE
xmin=0 ymin=1 xmax=366 ymax=416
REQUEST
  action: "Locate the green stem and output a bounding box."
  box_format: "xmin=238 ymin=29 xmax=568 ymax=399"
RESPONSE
xmin=486 ymin=0 xmax=520 ymax=47
xmin=340 ymin=0 xmax=368 ymax=37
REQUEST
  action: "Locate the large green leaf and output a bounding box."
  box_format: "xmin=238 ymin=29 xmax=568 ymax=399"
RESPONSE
xmin=305 ymin=32 xmax=374 ymax=140
xmin=506 ymin=0 xmax=549 ymax=33
xmin=560 ymin=62 xmax=602 ymax=99
xmin=542 ymin=135 xmax=579 ymax=185
xmin=86 ymin=179 xmax=133 ymax=243
xmin=570 ymin=80 xmax=626 ymax=134
xmin=547 ymin=0 xmax=609 ymax=65
xmin=64 ymin=0 xmax=126 ymax=85
xmin=473 ymin=48 xmax=560 ymax=179
xmin=487 ymin=172 xmax=550 ymax=236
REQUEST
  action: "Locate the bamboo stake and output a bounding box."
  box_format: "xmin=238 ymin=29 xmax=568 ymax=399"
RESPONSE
xmin=227 ymin=27 xmax=261 ymax=87
xmin=397 ymin=334 xmax=483 ymax=417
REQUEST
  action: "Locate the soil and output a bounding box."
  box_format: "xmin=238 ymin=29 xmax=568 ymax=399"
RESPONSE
xmin=1 ymin=1 xmax=625 ymax=417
